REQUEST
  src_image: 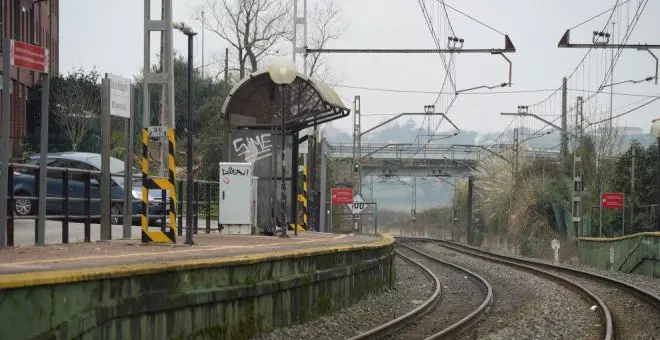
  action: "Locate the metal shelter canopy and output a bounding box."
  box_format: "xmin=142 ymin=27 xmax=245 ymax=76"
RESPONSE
xmin=221 ymin=70 xmax=351 ymax=132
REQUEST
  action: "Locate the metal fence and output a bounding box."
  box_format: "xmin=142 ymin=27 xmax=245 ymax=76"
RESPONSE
xmin=175 ymin=179 xmax=220 ymax=236
xmin=4 ymin=162 xmax=220 ymax=247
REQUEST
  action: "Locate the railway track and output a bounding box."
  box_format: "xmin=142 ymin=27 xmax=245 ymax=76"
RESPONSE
xmin=400 ymin=237 xmax=660 ymax=339
xmin=351 ymin=246 xmax=492 ymax=340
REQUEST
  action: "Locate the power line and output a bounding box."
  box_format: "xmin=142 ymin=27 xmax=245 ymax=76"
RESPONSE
xmin=586 ymin=96 xmax=660 ymax=127
xmin=331 ymin=83 xmax=660 ymax=98
xmin=438 ymin=1 xmax=506 ymax=36
xmin=570 ymin=0 xmax=632 ymax=30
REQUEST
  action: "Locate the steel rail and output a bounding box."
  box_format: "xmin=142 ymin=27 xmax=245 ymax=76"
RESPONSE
xmin=430 ymin=237 xmax=660 ymax=309
xmin=398 ymin=237 xmax=614 ymax=340
xmin=395 ymin=241 xmax=494 ymax=339
xmin=349 ymin=249 xmax=441 ymax=340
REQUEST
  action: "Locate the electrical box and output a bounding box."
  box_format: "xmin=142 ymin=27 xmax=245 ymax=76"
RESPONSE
xmin=219 ymin=162 xmax=254 ymax=233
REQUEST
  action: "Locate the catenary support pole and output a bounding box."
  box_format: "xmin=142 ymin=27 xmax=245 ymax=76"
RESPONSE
xmin=185 ymin=33 xmax=195 ymax=245
xmin=561 ymin=77 xmax=568 ymax=163
xmin=467 ymin=176 xmax=474 ymax=245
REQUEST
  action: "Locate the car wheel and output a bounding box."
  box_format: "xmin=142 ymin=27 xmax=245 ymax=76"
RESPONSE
xmin=111 ymin=205 xmax=122 ymax=225
xmin=14 ymin=192 xmax=33 ymax=216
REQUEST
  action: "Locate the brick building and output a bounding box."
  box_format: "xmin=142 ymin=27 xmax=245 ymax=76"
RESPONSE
xmin=1 ymin=0 xmax=59 ymax=157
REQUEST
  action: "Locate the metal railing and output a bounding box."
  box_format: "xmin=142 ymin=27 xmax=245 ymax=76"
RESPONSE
xmin=3 ymin=163 xmax=220 ymax=247
xmin=176 ymin=179 xmax=220 ymax=236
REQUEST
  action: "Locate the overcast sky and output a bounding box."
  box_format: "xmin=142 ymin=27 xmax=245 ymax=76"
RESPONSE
xmin=60 ymin=0 xmax=660 ymax=136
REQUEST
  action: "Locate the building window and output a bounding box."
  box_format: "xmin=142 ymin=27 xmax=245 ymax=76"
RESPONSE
xmin=29 ymin=8 xmax=35 ymax=43
xmin=14 ymin=0 xmax=22 ymax=39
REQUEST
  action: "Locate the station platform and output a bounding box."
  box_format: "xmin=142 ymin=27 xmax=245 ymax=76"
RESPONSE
xmin=0 ymin=231 xmax=382 ymax=286
xmin=0 ymin=231 xmax=393 ymax=339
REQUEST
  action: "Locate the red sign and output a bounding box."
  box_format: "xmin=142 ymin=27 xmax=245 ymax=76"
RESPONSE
xmin=331 ymin=188 xmax=353 ymax=205
xmin=601 ymin=192 xmax=624 ymax=209
xmin=11 ymin=40 xmax=49 ymax=73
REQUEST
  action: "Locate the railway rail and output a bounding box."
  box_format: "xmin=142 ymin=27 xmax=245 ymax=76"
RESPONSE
xmin=399 ymin=236 xmax=660 ymax=339
xmin=352 ymin=244 xmax=493 ymax=340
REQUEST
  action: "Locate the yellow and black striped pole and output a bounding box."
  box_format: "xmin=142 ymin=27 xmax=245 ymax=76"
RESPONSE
xmin=296 ymin=166 xmax=308 ymax=231
xmin=140 ymin=127 xmax=177 ymax=243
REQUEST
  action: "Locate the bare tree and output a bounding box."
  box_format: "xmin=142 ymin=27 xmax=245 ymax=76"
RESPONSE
xmin=198 ymin=0 xmax=290 ymax=79
xmin=306 ymin=0 xmax=346 ymax=80
xmin=51 ymin=69 xmax=102 ymax=151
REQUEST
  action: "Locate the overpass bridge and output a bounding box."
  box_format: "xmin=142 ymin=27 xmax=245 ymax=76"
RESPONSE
xmin=327 ymin=143 xmax=559 ymax=177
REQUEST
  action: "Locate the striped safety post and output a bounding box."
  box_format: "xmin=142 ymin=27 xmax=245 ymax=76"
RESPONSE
xmin=140 ymin=127 xmax=177 ymax=243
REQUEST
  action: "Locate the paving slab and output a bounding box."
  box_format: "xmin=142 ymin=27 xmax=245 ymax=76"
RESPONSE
xmin=0 ymin=232 xmax=383 ymax=277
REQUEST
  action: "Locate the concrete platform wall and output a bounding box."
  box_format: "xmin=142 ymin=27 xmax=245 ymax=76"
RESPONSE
xmin=578 ymin=232 xmax=660 ymax=277
xmin=0 ymin=236 xmax=395 ymax=340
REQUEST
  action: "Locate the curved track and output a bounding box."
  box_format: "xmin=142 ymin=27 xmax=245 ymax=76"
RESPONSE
xmin=406 ymin=237 xmax=660 ymax=339
xmin=351 ymin=245 xmax=493 ymax=340
xmin=398 ymin=237 xmax=614 ymax=340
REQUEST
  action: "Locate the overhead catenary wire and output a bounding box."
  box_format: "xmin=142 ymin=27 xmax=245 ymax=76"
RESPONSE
xmin=570 ymin=0 xmax=632 ymax=30
xmin=437 ymin=0 xmax=506 ymax=36
xmin=332 ymin=83 xmax=660 ymax=98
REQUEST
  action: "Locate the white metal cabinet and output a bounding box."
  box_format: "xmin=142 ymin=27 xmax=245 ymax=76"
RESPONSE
xmin=219 ymin=162 xmax=253 ymax=226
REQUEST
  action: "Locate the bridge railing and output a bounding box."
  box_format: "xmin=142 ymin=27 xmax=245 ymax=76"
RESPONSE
xmin=328 ymin=143 xmax=560 ymax=162
xmin=327 ymin=143 xmax=486 ymax=162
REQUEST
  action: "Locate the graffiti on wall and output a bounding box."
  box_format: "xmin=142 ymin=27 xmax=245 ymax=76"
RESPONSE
xmin=232 ymin=133 xmax=272 ymax=163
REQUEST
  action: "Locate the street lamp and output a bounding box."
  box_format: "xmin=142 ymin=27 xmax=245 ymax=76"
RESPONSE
xmin=651 ymin=118 xmax=660 ymax=231
xmin=173 ymin=21 xmax=197 ymax=245
xmin=269 ymin=57 xmax=297 ymax=238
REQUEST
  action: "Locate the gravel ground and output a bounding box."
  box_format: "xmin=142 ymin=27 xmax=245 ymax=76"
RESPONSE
xmin=463 ymin=243 xmax=660 ymax=339
xmin=414 ymin=242 xmax=602 ymax=340
xmin=390 ymin=245 xmax=487 ymax=339
xmin=484 ymin=246 xmax=660 ymax=298
xmin=253 ymin=256 xmax=434 ymax=340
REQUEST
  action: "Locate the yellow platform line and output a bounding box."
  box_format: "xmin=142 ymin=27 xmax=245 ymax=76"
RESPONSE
xmin=0 ymin=235 xmax=393 ymax=289
xmin=0 ymin=234 xmax=348 ymax=268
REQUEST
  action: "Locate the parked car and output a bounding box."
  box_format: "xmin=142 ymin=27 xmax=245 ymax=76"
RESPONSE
xmin=10 ymin=152 xmax=169 ymax=225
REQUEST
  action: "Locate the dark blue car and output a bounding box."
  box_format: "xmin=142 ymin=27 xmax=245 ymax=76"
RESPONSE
xmin=11 ymin=152 xmax=167 ymax=225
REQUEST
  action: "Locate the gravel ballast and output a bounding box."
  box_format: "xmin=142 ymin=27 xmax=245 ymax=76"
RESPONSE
xmin=253 ymin=256 xmax=434 ymax=340
xmin=485 ymin=246 xmax=660 ymax=298
xmin=464 ymin=243 xmax=660 ymax=339
xmin=414 ymin=242 xmax=602 ymax=340
xmin=391 ymin=246 xmax=488 ymax=339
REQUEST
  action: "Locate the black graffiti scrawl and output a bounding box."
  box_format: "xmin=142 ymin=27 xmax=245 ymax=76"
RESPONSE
xmin=222 ymin=167 xmax=249 ymax=176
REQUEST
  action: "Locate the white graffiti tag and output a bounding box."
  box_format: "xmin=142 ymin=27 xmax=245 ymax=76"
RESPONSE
xmin=233 ymin=133 xmax=272 ymax=163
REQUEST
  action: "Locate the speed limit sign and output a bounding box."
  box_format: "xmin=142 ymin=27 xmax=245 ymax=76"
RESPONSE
xmin=348 ymin=194 xmax=366 ymax=214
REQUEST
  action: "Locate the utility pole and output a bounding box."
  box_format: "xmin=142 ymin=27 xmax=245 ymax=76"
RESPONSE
xmin=630 ymin=146 xmax=635 ymax=229
xmin=352 ymin=96 xmax=361 ymax=232
xmin=224 ymin=48 xmax=229 ymax=84
xmin=201 ymin=10 xmax=205 ymax=79
xmin=561 ymin=77 xmax=568 ymax=164
xmin=157 ymin=0 xmax=175 ymax=178
xmin=610 ymin=21 xmax=615 ymax=131
xmin=571 ymin=96 xmax=584 ymax=237
xmin=467 ymin=176 xmax=474 ymax=245
xmin=513 ymin=128 xmax=519 ymax=181
xmin=411 ymin=176 xmax=417 ymax=235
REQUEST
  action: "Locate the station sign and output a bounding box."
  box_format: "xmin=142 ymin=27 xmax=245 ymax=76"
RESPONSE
xmin=601 ymin=192 xmax=624 ymax=209
xmin=331 ymin=188 xmax=353 ymax=205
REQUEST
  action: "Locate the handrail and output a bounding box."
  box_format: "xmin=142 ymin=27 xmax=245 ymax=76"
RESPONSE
xmin=3 ymin=163 xmax=221 ymax=247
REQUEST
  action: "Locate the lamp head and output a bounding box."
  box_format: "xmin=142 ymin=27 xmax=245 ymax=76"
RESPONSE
xmin=268 ymin=57 xmax=297 ymax=85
